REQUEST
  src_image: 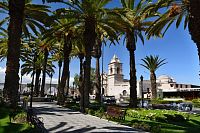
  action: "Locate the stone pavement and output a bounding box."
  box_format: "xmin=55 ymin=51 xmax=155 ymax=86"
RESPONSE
xmin=33 ymin=102 xmax=145 ymax=133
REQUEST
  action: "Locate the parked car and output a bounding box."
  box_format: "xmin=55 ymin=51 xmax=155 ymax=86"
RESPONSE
xmin=178 ymin=102 xmax=192 ymax=111
xmin=103 ymin=96 xmax=116 ymax=104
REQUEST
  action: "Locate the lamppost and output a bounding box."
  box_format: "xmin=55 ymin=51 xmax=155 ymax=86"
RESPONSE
xmin=20 ymin=72 xmax=23 ymax=94
xmin=30 ymin=53 xmax=37 ymax=108
xmin=73 ymin=82 xmax=75 ymax=97
xmin=101 ymin=44 xmax=104 ymax=104
xmin=140 ymin=75 xmax=144 ymax=108
xmin=50 ymin=72 xmax=53 ymax=96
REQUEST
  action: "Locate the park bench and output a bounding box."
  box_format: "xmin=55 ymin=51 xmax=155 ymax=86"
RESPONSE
xmin=105 ymin=106 xmax=127 ymax=120
xmin=27 ymin=109 xmax=47 ymax=133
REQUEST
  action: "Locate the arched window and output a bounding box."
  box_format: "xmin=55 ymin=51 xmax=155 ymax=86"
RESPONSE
xmin=110 ymin=68 xmax=113 ymax=74
xmin=117 ymin=67 xmax=120 ymax=74
xmin=122 ymin=90 xmax=127 ymax=96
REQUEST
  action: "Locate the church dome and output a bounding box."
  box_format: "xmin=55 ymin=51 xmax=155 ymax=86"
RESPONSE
xmin=157 ymin=75 xmax=175 ymax=83
xmin=110 ymin=54 xmax=120 ymax=63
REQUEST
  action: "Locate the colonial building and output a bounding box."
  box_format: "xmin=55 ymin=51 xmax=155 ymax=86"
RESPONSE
xmin=102 ymin=55 xmax=200 ymax=100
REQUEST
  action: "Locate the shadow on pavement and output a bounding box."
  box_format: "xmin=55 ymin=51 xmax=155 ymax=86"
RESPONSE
xmin=48 ymin=122 xmax=67 ymax=132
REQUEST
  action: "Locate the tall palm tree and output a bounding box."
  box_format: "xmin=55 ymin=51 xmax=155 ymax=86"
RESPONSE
xmin=39 ymin=36 xmax=57 ymax=97
xmin=21 ymin=52 xmax=55 ymax=96
xmin=3 ymin=0 xmax=25 ymax=108
xmin=146 ymin=0 xmax=200 ymax=72
xmin=140 ymin=55 xmax=167 ymax=99
xmin=54 ymin=0 xmax=112 ymax=107
xmin=2 ymin=0 xmax=51 ymax=108
xmin=92 ymin=38 xmax=102 ymax=103
xmin=116 ymin=0 xmax=155 ymax=108
xmin=71 ymin=38 xmax=85 ymax=112
xmin=46 ymin=17 xmax=77 ymax=105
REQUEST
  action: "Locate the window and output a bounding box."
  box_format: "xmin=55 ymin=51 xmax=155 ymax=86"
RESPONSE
xmin=176 ymin=84 xmax=178 ymax=88
xmin=122 ymin=90 xmax=127 ymax=96
xmin=110 ymin=68 xmax=113 ymax=74
xmin=170 ymin=84 xmax=174 ymax=87
xmin=117 ymin=67 xmax=120 ymax=74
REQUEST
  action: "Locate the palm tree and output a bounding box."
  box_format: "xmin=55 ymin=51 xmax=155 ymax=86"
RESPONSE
xmin=116 ymin=0 xmax=155 ymax=108
xmin=3 ymin=0 xmax=25 ymax=108
xmin=46 ymin=17 xmax=78 ymax=105
xmin=146 ymin=0 xmax=200 ymax=71
xmin=21 ymin=51 xmax=55 ymax=96
xmin=39 ymin=36 xmax=57 ymax=97
xmin=71 ymin=39 xmax=85 ymax=112
xmin=2 ymin=0 xmax=51 ymax=108
xmin=92 ymin=38 xmax=102 ymax=103
xmin=0 ymin=29 xmax=8 ymax=62
xmin=140 ymin=55 xmax=167 ymax=99
xmin=53 ymin=0 xmax=112 ymax=107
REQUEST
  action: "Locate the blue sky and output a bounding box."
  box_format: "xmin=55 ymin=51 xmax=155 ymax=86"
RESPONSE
xmin=0 ymin=0 xmax=199 ymax=86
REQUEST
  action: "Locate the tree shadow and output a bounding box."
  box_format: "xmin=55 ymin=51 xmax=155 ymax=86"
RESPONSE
xmin=48 ymin=122 xmax=67 ymax=132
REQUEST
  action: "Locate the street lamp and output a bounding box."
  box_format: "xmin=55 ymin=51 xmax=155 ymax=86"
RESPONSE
xmin=50 ymin=72 xmax=53 ymax=96
xmin=140 ymin=75 xmax=144 ymax=108
xmin=72 ymin=82 xmax=75 ymax=96
xmin=101 ymin=44 xmax=104 ymax=104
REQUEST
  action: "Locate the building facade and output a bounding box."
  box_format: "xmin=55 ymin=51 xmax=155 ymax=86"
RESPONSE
xmin=103 ymin=55 xmax=200 ymax=100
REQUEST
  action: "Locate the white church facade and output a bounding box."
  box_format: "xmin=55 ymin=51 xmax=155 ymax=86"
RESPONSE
xmin=102 ymin=55 xmax=200 ymax=100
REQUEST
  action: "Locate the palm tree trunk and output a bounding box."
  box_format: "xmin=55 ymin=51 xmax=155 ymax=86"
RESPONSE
xmin=95 ymin=57 xmax=101 ymax=102
xmin=3 ymin=0 xmax=25 ymax=108
xmin=57 ymin=34 xmax=72 ymax=105
xmin=41 ymin=48 xmax=49 ymax=97
xmin=94 ymin=39 xmax=101 ymax=103
xmin=34 ymin=69 xmax=41 ymax=97
xmin=150 ymin=72 xmax=157 ymax=99
xmin=83 ymin=16 xmax=96 ymax=108
xmin=188 ymin=0 xmax=200 ymax=66
xmin=58 ymin=59 xmax=62 ymax=84
xmin=66 ymin=71 xmax=70 ymax=96
xmin=79 ymin=54 xmax=84 ymax=112
xmin=126 ymin=32 xmax=137 ymax=108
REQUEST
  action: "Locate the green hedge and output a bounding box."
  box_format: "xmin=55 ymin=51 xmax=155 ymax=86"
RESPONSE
xmin=126 ymin=108 xmax=189 ymax=122
xmin=150 ymin=99 xmax=183 ymax=104
xmin=192 ymin=99 xmax=200 ymax=108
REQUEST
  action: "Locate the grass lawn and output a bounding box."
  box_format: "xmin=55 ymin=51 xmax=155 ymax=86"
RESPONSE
xmin=64 ymin=102 xmax=200 ymax=133
xmin=119 ymin=109 xmax=200 ymax=133
xmin=0 ymin=105 xmax=36 ymax=133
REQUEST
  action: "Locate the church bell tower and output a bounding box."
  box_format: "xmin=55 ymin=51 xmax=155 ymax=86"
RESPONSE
xmin=107 ymin=55 xmax=124 ymax=84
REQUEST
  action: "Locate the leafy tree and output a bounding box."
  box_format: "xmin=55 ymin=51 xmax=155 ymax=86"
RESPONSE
xmin=21 ymin=42 xmax=55 ymax=96
xmin=3 ymin=0 xmax=25 ymax=108
xmin=116 ymin=0 xmax=156 ymax=107
xmin=53 ymin=0 xmax=112 ymax=108
xmin=2 ymin=0 xmax=51 ymax=108
xmin=140 ymin=55 xmax=167 ymax=99
xmin=146 ymin=0 xmax=200 ymax=72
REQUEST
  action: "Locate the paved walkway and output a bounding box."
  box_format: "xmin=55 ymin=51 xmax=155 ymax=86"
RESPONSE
xmin=33 ymin=102 xmax=145 ymax=133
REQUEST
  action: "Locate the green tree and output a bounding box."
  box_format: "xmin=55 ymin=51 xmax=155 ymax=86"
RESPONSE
xmin=140 ymin=55 xmax=167 ymax=99
xmin=2 ymin=0 xmax=51 ymax=108
xmin=0 ymin=29 xmax=8 ymax=61
xmin=146 ymin=0 xmax=200 ymax=70
xmin=21 ymin=46 xmax=55 ymax=97
xmin=54 ymin=0 xmax=112 ymax=108
xmin=117 ymin=0 xmax=155 ymax=107
xmin=3 ymin=0 xmax=25 ymax=108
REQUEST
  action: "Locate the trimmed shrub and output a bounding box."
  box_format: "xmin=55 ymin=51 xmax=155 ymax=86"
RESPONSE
xmin=192 ymin=99 xmax=200 ymax=108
